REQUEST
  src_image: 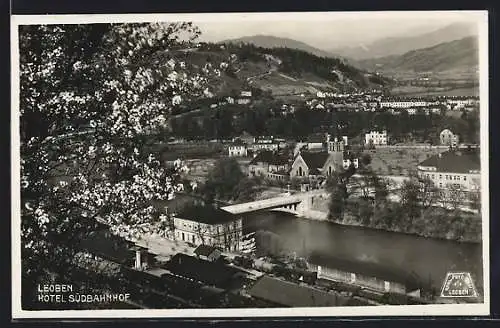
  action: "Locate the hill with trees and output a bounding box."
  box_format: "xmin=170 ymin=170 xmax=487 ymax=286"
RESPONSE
xmin=222 ymin=34 xmax=338 ymax=59
xmin=192 ymin=42 xmax=391 ymax=96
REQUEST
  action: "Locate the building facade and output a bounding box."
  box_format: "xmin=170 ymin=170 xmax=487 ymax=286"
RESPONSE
xmin=439 ymin=129 xmax=459 ymax=148
xmin=173 ymin=206 xmax=243 ymax=252
xmin=248 ymin=150 xmax=290 ymax=180
xmin=417 ymin=150 xmax=481 ymax=192
xmin=365 ymin=130 xmax=388 ymax=146
xmin=380 ymin=100 xmax=428 ymax=109
xmin=228 ymin=143 xmax=247 ymax=157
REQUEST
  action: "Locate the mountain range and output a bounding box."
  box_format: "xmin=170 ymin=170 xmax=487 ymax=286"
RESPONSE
xmin=329 ymin=22 xmax=478 ymax=61
xmin=221 ymin=22 xmax=479 ymax=76
xmin=353 ymin=36 xmax=479 ymax=74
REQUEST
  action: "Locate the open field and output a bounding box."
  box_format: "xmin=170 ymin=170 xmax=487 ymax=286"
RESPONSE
xmin=253 ymin=71 xmax=320 ymax=95
xmin=365 ymin=147 xmax=444 ymax=176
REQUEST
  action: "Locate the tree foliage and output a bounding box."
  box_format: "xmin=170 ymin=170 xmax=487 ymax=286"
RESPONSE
xmin=326 ymin=173 xmax=349 ymax=221
xmin=19 ymin=22 xmax=220 ymax=306
xmin=170 ymin=104 xmax=480 ymax=144
xmin=201 ymin=158 xmax=260 ymax=203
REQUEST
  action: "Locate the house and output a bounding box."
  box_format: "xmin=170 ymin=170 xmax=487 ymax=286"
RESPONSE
xmin=236 ymin=90 xmax=252 ymax=105
xmin=193 ymin=244 xmax=222 ymax=262
xmin=406 ymin=108 xmax=418 ymax=115
xmin=439 ymin=129 xmax=459 ymax=148
xmin=430 ymin=107 xmax=442 ymax=114
xmin=316 ymin=91 xmax=326 ymax=98
xmin=248 ymin=150 xmax=290 ymax=181
xmin=249 ymin=137 xmax=280 ymax=152
xmin=233 ymin=131 xmax=255 ymax=145
xmin=228 ymin=139 xmax=247 ymax=157
xmin=290 ymin=150 xmax=343 ymax=180
xmin=173 ymin=204 xmax=243 ymax=252
xmin=248 ymin=275 xmax=349 ymax=307
xmin=417 ymin=149 xmax=480 ymax=192
xmin=447 ymin=98 xmax=473 ymax=109
xmin=306 ymin=133 xmax=327 ymax=150
xmin=365 ymin=130 xmax=388 ymax=146
xmin=237 ymin=98 xmax=251 ymax=105
xmin=240 ymin=90 xmax=252 ymax=98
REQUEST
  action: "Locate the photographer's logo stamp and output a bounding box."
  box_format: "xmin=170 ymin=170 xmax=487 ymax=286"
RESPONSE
xmin=440 ymin=272 xmax=478 ymax=298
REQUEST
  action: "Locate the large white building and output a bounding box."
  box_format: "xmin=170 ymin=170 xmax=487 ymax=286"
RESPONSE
xmin=417 ymin=150 xmax=480 ymax=192
xmin=380 ymin=100 xmax=428 ymax=109
xmin=365 ymin=130 xmax=388 ymax=146
xmin=228 ymin=140 xmax=247 ymax=157
xmin=447 ymin=98 xmax=479 ymax=109
xmin=173 ymin=205 xmax=243 ymax=252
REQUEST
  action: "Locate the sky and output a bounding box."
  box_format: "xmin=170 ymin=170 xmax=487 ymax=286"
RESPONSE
xmin=192 ymin=11 xmax=484 ymax=50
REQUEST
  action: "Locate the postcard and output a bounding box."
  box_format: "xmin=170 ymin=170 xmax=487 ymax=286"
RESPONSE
xmin=11 ymin=10 xmax=489 ymax=318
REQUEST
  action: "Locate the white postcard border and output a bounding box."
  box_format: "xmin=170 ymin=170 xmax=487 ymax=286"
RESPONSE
xmin=11 ymin=11 xmax=490 ymax=319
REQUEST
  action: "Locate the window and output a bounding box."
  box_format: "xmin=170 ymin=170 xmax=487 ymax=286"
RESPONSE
xmin=181 ymin=232 xmax=185 ymax=241
xmin=439 ymin=175 xmax=442 ymax=179
xmin=192 ymin=235 xmax=195 ymax=243
xmin=464 ymin=176 xmax=467 ymax=181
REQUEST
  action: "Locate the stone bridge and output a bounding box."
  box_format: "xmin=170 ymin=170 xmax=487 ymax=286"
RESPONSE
xmin=220 ymin=190 xmax=327 ymax=216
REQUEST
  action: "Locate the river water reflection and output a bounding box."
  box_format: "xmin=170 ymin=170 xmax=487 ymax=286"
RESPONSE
xmin=243 ymin=211 xmax=483 ymax=292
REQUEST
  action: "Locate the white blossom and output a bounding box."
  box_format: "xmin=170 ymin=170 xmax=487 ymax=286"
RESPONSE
xmin=172 ymin=95 xmax=182 ymax=105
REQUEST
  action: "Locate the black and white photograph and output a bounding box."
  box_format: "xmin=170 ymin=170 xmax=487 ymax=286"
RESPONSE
xmin=11 ymin=11 xmax=489 ymax=318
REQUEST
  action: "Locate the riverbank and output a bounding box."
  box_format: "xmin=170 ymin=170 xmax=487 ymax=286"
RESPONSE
xmin=294 ymin=207 xmax=482 ymax=244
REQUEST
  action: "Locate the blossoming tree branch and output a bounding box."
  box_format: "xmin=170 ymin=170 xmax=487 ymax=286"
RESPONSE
xmin=19 ymin=23 xmax=229 ymax=281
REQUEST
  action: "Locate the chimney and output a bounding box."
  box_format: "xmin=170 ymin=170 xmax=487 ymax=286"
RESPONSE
xmin=134 ymin=249 xmax=142 ymax=270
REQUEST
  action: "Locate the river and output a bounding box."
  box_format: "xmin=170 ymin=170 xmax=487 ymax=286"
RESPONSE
xmin=244 ymin=211 xmax=483 ymax=292
xmin=167 ymin=194 xmax=483 ymax=293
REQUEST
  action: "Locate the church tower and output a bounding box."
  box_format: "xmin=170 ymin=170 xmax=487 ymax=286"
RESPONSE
xmin=327 ymin=137 xmax=345 ymax=154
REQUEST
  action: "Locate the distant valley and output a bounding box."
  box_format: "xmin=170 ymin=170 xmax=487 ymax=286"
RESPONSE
xmin=330 ymin=22 xmax=477 ymax=61
xmin=353 ymin=36 xmax=479 ymax=77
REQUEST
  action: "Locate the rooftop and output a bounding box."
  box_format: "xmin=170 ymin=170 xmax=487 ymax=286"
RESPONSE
xmin=230 ymin=138 xmax=246 ymax=146
xmin=163 ymin=253 xmax=242 ymax=287
xmin=79 ymin=229 xmax=136 ymax=265
xmin=194 ymin=244 xmax=220 ymax=257
xmin=249 ymin=150 xmax=289 ymax=166
xmin=309 ymin=252 xmax=420 ymax=289
xmin=176 ymin=204 xmax=238 ymax=225
xmin=307 ymin=133 xmax=327 ymax=143
xmin=248 ymin=276 xmax=348 ymax=307
xmin=299 ymin=151 xmax=330 ymax=171
xmin=418 ymin=150 xmax=480 ymax=174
